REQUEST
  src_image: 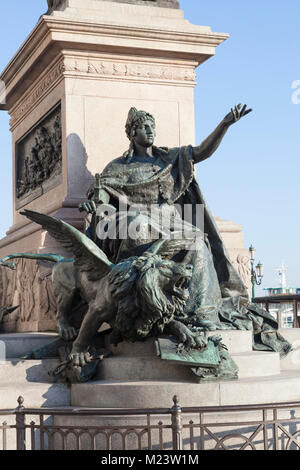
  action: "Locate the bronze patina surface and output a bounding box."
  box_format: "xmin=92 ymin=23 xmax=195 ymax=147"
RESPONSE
xmin=3 ymin=105 xmax=292 ymax=382
xmin=16 ymin=105 xmax=62 ymax=209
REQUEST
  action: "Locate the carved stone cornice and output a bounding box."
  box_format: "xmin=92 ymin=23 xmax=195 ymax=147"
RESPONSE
xmin=0 ymin=12 xmax=228 ymax=112
xmin=215 ymin=215 xmax=243 ymax=233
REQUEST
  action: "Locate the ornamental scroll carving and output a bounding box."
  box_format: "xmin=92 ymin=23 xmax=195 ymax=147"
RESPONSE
xmin=16 ymin=105 xmax=62 ymax=208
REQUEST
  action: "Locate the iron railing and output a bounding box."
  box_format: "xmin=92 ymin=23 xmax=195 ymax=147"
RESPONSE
xmin=1 ymin=396 xmax=300 ymax=450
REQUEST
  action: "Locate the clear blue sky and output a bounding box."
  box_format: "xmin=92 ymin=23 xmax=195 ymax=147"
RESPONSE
xmin=0 ymin=0 xmax=299 ymax=294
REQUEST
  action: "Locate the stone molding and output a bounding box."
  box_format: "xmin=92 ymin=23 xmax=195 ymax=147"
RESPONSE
xmin=10 ymin=59 xmax=65 ymax=130
xmin=10 ymin=55 xmax=196 ymax=129
xmin=0 ymin=15 xmax=228 ymax=113
xmin=64 ymin=57 xmax=196 ymax=83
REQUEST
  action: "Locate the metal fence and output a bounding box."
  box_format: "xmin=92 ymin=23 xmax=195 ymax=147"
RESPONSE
xmin=1 ymin=396 xmax=300 ymax=450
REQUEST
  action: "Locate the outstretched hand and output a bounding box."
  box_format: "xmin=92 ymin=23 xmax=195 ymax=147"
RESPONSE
xmin=223 ymin=104 xmax=252 ymax=126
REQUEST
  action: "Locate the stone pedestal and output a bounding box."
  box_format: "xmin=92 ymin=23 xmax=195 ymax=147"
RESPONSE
xmin=71 ymin=333 xmax=281 ymax=409
xmin=215 ymin=216 xmax=252 ymax=297
xmin=0 ymin=330 xmax=299 ymax=450
xmin=0 ymin=0 xmax=231 ymax=332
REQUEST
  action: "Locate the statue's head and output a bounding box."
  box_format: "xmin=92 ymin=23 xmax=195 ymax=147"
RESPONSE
xmin=125 ymin=107 xmax=156 ymax=148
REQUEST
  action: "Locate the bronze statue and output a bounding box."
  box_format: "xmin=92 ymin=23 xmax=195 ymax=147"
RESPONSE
xmin=17 ymin=210 xmax=208 ymax=368
xmin=83 ymin=105 xmax=252 ymax=325
xmin=46 ymin=0 xmax=63 ymax=14
xmin=79 ymin=105 xmax=291 ymax=360
xmin=2 ymin=105 xmax=291 ymax=382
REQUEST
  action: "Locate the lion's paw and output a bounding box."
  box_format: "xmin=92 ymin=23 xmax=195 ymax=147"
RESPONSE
xmin=179 ymin=332 xmax=208 ymax=351
xmin=69 ymin=351 xmax=92 ymax=368
xmin=59 ymin=325 xmax=78 ymax=342
xmin=174 ymin=323 xmax=208 ymax=350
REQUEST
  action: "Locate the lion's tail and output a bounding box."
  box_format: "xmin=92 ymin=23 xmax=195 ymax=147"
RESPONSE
xmin=0 ymin=253 xmax=73 ymax=270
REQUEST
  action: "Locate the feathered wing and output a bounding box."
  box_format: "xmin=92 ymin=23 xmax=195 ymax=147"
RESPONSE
xmin=148 ymin=238 xmax=193 ymax=259
xmin=20 ymin=209 xmax=113 ymax=281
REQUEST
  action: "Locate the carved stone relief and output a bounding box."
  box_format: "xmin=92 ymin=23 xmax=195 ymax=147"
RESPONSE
xmin=16 ymin=104 xmax=62 ymax=209
xmin=232 ymin=254 xmax=252 ymax=295
xmin=0 ymin=260 xmax=57 ymax=332
xmin=10 ymin=59 xmax=196 ymax=128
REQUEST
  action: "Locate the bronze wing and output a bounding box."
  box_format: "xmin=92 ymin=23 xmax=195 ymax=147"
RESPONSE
xmin=147 ymin=238 xmax=194 ymax=259
xmin=20 ymin=209 xmax=113 ymax=281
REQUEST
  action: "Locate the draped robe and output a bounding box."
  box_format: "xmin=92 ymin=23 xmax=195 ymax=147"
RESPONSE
xmin=86 ymin=145 xmax=291 ymax=355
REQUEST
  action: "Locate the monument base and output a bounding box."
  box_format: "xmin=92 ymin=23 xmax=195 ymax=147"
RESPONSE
xmin=0 ymin=328 xmax=299 ymax=449
xmin=70 ymin=332 xmax=283 ymax=408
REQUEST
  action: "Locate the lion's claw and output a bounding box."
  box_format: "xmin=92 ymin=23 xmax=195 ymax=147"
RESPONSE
xmin=193 ymin=334 xmax=208 ymax=349
xmin=182 ymin=332 xmax=207 ymax=351
xmin=70 ymin=351 xmax=92 ymax=368
xmin=168 ymin=320 xmax=208 ymax=351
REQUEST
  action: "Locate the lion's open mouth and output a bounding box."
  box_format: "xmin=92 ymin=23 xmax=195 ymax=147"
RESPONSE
xmin=173 ymin=276 xmax=191 ymax=300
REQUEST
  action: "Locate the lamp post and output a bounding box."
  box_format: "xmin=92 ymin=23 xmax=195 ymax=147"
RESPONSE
xmin=249 ymin=245 xmax=264 ymax=302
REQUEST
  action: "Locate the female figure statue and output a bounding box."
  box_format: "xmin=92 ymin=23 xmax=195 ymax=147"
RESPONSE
xmin=80 ymin=106 xmax=291 ymax=355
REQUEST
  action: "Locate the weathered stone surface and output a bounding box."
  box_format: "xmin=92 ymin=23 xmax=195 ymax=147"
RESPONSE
xmin=220 ymin=371 xmax=300 ymax=406
xmin=71 ymin=380 xmax=220 ymax=408
xmin=0 ymin=332 xmax=58 ymax=357
xmin=279 ymin=328 xmax=300 ymax=371
xmin=96 ymin=351 xmax=280 ymax=381
xmin=205 ymin=330 xmax=253 ymax=354
xmin=46 ymin=0 xmax=179 ymax=15
xmin=109 ymin=330 xmax=253 ymax=356
xmin=0 ymin=260 xmax=57 ymax=333
xmin=71 ymin=371 xmax=300 ymax=408
xmin=0 ymin=359 xmax=59 ymax=384
xmin=0 ymin=382 xmax=70 ymax=408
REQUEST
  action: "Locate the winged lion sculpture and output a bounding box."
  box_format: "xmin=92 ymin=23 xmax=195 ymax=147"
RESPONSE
xmin=1 ymin=209 xmax=207 ymax=368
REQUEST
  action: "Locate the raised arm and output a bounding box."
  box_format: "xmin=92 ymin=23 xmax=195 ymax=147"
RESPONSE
xmin=192 ymin=104 xmax=252 ymax=164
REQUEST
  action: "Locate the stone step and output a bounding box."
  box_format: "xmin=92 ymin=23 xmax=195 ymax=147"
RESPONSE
xmin=0 ymin=333 xmax=58 ymax=358
xmin=108 ymin=330 xmax=253 ymax=357
xmin=205 ymin=330 xmax=253 ymax=354
xmin=233 ymin=351 xmax=280 ymax=378
xmin=71 ymin=370 xmax=300 ymax=409
xmin=0 ymin=382 xmax=70 ymax=409
xmin=0 ymin=359 xmax=59 ymax=384
xmin=279 ymin=328 xmax=300 ymax=344
xmin=279 ymin=329 xmax=300 ymax=371
xmin=96 ymin=350 xmax=280 ymax=382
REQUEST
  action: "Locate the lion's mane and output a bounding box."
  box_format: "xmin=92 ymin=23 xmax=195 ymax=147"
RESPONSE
xmin=108 ymin=254 xmax=180 ymax=343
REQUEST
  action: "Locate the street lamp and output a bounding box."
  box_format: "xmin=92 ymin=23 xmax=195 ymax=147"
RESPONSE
xmin=249 ymin=245 xmax=264 ymax=302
